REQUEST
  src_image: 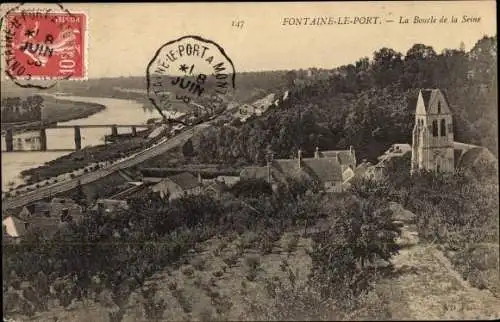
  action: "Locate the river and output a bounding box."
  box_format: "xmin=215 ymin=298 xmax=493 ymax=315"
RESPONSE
xmin=1 ymin=95 xmax=162 ymax=191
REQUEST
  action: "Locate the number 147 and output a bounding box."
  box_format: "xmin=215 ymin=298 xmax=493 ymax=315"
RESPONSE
xmin=232 ymin=20 xmax=244 ymax=29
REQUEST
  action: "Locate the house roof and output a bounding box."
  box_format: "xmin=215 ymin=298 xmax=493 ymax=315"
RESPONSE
xmin=205 ymin=182 xmax=226 ymax=193
xmin=378 ymin=143 xmax=412 ymax=162
xmin=2 ymin=216 xmax=26 ymax=238
xmin=317 ymin=150 xmax=355 ymax=166
xmin=23 ymin=201 xmax=82 ymax=220
xmin=303 ymin=158 xmax=343 ymax=183
xmin=25 ymin=216 xmax=79 ymax=239
xmin=240 ymin=166 xmax=280 ymax=182
xmin=25 ymin=202 xmax=51 ymax=216
xmin=354 ymin=162 xmax=373 ymax=178
xmin=273 ymin=158 xmax=343 ymax=184
xmin=241 ymin=157 xmax=344 ymax=186
xmin=92 ymin=199 xmax=129 ymax=212
xmin=167 ymin=172 xmax=200 ymax=190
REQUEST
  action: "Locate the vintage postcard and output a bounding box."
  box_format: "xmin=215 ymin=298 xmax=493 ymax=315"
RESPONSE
xmin=1 ymin=1 xmax=498 ymax=321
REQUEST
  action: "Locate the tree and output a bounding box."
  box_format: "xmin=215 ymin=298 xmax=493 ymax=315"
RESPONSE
xmin=230 ymin=179 xmax=273 ymax=199
xmin=72 ymin=181 xmax=87 ymax=208
xmin=182 ymin=139 xmax=195 ymax=158
xmin=309 ymin=194 xmax=401 ymax=308
xmin=372 ymin=47 xmax=403 ymax=88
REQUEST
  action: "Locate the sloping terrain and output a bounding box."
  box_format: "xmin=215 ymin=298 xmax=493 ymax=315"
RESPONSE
xmin=14 ymin=217 xmax=500 ymax=321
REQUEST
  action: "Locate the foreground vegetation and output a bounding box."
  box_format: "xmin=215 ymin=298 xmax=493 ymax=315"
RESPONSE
xmin=379 ymin=157 xmax=499 ymax=296
xmin=4 ymin=159 xmax=498 ymax=320
xmin=3 ymin=176 xmax=403 ymax=320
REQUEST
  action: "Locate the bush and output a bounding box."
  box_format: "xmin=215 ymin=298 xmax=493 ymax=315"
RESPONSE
xmin=309 ymin=194 xmax=400 ymax=309
xmin=285 ymin=233 xmax=300 ymax=253
xmin=191 ymin=257 xmax=206 ymax=271
xmin=182 ymin=266 xmax=194 ymax=277
xmin=222 ymin=252 xmax=240 ymax=268
xmin=172 ymin=289 xmax=192 ymax=313
xmin=167 ymin=281 xmax=177 ymax=291
xmin=212 ymin=270 xmax=224 ymax=278
xmin=259 ymin=233 xmax=275 ymax=255
xmin=231 ymin=179 xmax=273 ymax=198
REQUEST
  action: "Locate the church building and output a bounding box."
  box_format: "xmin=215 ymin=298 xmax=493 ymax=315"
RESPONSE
xmin=411 ymin=89 xmax=455 ymax=173
xmin=361 ymin=88 xmax=496 ymax=179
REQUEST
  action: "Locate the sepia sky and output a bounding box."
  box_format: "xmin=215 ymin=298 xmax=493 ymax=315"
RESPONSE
xmin=2 ymin=1 xmax=496 ymax=78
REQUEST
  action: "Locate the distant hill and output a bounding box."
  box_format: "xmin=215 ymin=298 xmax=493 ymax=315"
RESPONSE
xmin=2 ymin=71 xmax=290 ymax=116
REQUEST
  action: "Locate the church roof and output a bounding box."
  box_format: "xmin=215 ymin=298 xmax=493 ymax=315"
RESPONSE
xmin=419 ymin=89 xmax=452 ymax=113
xmin=456 ymin=146 xmax=496 ymax=169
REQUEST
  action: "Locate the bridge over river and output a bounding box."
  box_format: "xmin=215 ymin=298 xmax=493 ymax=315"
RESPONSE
xmin=1 ymin=121 xmax=212 ymax=211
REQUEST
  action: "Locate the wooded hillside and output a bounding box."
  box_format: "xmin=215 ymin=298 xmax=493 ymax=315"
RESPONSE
xmin=196 ymin=35 xmax=497 ymax=163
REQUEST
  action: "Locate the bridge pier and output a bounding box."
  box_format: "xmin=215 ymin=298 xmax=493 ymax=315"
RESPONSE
xmin=5 ymin=128 xmax=14 ymax=152
xmin=111 ymin=125 xmax=118 ymax=137
xmin=131 ymin=126 xmax=137 ymax=136
xmin=74 ymin=126 xmax=82 ymax=151
xmin=40 ymin=128 xmax=47 ymax=151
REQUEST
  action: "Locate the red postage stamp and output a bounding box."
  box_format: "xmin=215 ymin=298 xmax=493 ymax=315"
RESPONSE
xmin=4 ymin=11 xmax=87 ymax=80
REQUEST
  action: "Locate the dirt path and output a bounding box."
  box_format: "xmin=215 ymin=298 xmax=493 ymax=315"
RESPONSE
xmin=388 ymin=244 xmax=500 ymax=320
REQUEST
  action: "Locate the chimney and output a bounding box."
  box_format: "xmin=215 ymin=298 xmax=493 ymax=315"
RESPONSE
xmin=267 ymin=160 xmax=271 ymax=184
xmin=97 ymin=201 xmax=105 ymax=216
xmin=298 ymin=149 xmax=302 ymax=168
xmin=314 ymin=147 xmax=320 ymax=159
xmin=60 ymin=208 xmax=69 ymax=222
xmin=350 ymin=145 xmax=356 ymax=165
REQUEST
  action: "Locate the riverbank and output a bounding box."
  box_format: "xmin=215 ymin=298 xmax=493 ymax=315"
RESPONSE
xmin=1 ymin=96 xmax=106 ymax=131
xmin=18 ymin=137 xmax=149 ymax=185
xmin=42 ymin=96 xmax=106 ymax=124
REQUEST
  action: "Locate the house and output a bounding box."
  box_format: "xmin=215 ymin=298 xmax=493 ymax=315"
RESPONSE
xmin=253 ymin=93 xmax=276 ymax=112
xmin=313 ymin=146 xmax=357 ymax=170
xmin=2 ymin=215 xmax=26 ymax=239
xmin=4 ymin=199 xmax=84 ymax=240
xmin=238 ymin=104 xmax=258 ymax=117
xmin=240 ymin=149 xmax=352 ymax=193
xmin=151 ymin=172 xmax=202 ymax=201
xmin=203 ymin=182 xmax=227 ymax=200
xmin=91 ymin=199 xmax=130 ymax=214
xmin=377 ymin=144 xmax=412 ymax=163
xmin=215 ymin=175 xmax=240 ymax=187
xmin=20 ymin=199 xmax=83 ymax=221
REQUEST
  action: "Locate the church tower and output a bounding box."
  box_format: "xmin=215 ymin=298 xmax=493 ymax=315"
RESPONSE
xmin=411 ymin=89 xmax=454 ymax=174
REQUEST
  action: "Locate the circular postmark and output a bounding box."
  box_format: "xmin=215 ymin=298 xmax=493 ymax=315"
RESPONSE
xmin=0 ymin=3 xmax=87 ymax=89
xmin=146 ymin=35 xmax=236 ymax=124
